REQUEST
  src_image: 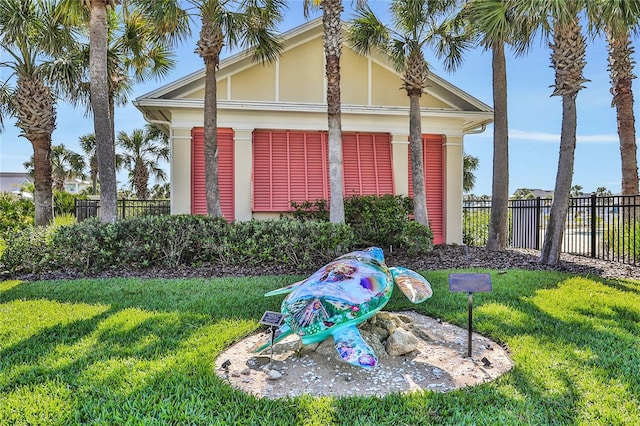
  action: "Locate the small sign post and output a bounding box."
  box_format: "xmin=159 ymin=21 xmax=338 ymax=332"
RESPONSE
xmin=448 ymin=273 xmax=492 ymax=358
xmin=260 ymin=311 xmax=285 ymax=364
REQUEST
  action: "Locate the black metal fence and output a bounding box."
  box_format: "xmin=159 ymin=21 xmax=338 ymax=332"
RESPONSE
xmin=75 ymin=199 xmax=170 ymax=221
xmin=463 ymin=194 xmax=640 ymax=265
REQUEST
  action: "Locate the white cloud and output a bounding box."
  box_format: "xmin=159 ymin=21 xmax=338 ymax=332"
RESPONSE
xmin=508 ymin=129 xmax=620 ymax=144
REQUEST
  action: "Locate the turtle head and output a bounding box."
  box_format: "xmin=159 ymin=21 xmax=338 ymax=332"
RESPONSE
xmin=363 ymin=247 xmax=385 ymax=263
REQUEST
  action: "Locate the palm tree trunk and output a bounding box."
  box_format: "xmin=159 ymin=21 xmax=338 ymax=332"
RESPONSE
xmin=409 ymin=92 xmax=428 ymax=226
xmin=32 ymin=137 xmax=54 ymax=225
xmin=605 ymin=29 xmax=639 ymax=196
xmin=90 ymin=1 xmax=117 ymax=222
xmin=540 ymin=95 xmax=577 ymax=265
xmin=617 ymin=86 xmax=639 ymax=194
xmin=203 ymin=58 xmax=222 ymax=217
xmin=487 ymin=43 xmax=509 ymax=251
xmin=324 ymin=0 xmax=345 ymax=223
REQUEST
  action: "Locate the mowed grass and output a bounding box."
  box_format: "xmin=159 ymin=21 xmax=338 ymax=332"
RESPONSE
xmin=1 ymin=269 xmax=639 ymax=425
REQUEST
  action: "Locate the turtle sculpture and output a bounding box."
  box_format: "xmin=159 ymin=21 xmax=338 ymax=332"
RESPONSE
xmin=256 ymin=247 xmax=433 ymax=369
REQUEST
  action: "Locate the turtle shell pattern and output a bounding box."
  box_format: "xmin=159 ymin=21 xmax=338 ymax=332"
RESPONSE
xmin=280 ymin=249 xmax=393 ymax=345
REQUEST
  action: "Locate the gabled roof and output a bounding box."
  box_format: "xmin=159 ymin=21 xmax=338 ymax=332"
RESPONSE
xmin=134 ymin=18 xmax=493 ymax=134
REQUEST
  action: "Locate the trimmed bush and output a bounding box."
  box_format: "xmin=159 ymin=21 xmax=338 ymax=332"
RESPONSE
xmin=290 ymin=194 xmax=433 ymax=253
xmin=0 ymin=215 xmax=355 ymax=275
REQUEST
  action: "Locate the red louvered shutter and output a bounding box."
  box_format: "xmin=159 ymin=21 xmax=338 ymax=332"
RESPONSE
xmin=191 ymin=127 xmax=235 ymax=220
xmin=408 ymin=135 xmax=445 ymax=245
xmin=343 ymin=132 xmax=394 ymax=196
xmin=253 ymin=130 xmax=329 ymax=211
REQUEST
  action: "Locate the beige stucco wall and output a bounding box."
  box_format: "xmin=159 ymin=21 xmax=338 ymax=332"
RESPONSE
xmin=279 ymin=38 xmax=324 ymax=102
xmin=170 ymin=126 xmax=194 ymax=215
xmin=444 ymin=135 xmax=463 ymax=244
xmin=165 ymin=104 xmax=467 ymax=243
xmin=231 ymin=64 xmax=277 ymax=101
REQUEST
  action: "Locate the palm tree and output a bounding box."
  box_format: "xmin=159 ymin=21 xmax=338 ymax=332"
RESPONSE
xmin=192 ymin=0 xmax=285 ymax=217
xmin=587 ymin=2 xmax=640 ymax=196
xmin=516 ymin=0 xmax=589 ymax=265
xmin=117 ymin=125 xmax=169 ymax=199
xmin=348 ymin=0 xmax=468 ymax=226
xmin=0 ymin=0 xmax=78 ymax=225
xmin=305 ymin=0 xmax=345 ymax=223
xmin=303 ymin=0 xmax=365 ymax=223
xmin=60 ymin=0 xmax=188 ymax=222
xmin=461 ymin=0 xmax=530 ymax=251
xmin=463 ymin=153 xmax=479 ymax=193
xmin=79 ymin=133 xmax=99 ymax=194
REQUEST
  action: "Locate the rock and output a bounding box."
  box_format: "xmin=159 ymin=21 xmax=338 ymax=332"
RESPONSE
xmin=314 ymin=337 xmax=341 ymax=361
xmin=361 ymin=329 xmax=388 ymax=359
xmin=266 ymin=369 xmax=283 ymax=380
xmin=386 ymin=328 xmax=419 ymax=356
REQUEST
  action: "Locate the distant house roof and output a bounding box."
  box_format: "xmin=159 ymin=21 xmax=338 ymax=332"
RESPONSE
xmin=0 ymin=172 xmax=32 ymax=193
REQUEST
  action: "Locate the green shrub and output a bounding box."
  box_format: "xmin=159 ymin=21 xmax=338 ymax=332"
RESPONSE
xmin=463 ymin=208 xmax=490 ymax=247
xmin=289 ymin=194 xmax=432 ymax=252
xmin=289 ymin=199 xmax=329 ymax=221
xmin=395 ymin=220 xmax=434 ymax=255
xmin=54 ymin=191 xmax=84 ymax=215
xmin=0 ymin=215 xmax=355 ymax=275
xmin=344 ymin=194 xmax=415 ymax=247
xmin=0 ymin=226 xmax=56 ymax=274
xmin=0 ymin=193 xmax=34 ymax=239
xmin=603 ymin=220 xmax=640 ymax=262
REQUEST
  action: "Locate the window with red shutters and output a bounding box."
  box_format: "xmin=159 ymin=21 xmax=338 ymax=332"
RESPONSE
xmin=252 ymin=130 xmax=395 ymax=212
xmin=191 ymin=127 xmax=235 ymax=220
xmin=408 ymin=135 xmax=445 ymax=245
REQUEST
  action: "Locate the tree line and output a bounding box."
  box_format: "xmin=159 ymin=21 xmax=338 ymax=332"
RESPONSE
xmin=1 ymin=0 xmax=639 ymax=267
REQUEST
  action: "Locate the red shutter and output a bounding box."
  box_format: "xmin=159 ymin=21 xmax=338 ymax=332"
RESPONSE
xmin=408 ymin=135 xmax=445 ymax=245
xmin=253 ymin=130 xmax=329 ymax=211
xmin=252 ymin=130 xmax=395 ymax=212
xmin=343 ymin=132 xmax=394 ymax=196
xmin=191 ymin=127 xmax=235 ymax=220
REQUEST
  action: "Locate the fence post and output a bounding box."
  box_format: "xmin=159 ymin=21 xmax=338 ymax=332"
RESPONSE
xmin=591 ymin=193 xmax=597 ymax=258
xmin=535 ymin=197 xmax=541 ymax=250
xmin=121 ymin=199 xmax=126 ymax=219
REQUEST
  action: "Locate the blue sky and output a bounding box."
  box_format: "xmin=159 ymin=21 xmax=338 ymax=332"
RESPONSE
xmin=0 ymin=1 xmax=633 ymax=196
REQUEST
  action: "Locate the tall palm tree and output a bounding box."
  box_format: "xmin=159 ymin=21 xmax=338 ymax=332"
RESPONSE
xmin=303 ymin=0 xmax=364 ymax=223
xmin=348 ymin=0 xmax=468 ymax=226
xmin=516 ymin=0 xmax=589 ymax=265
xmin=192 ymin=0 xmax=285 ymax=217
xmin=60 ymin=0 xmax=187 ymax=222
xmin=116 ymin=125 xmax=169 ymax=199
xmin=587 ymin=1 xmax=640 ymax=196
xmin=0 ymin=0 xmax=78 ymax=225
xmin=79 ymin=133 xmax=99 ymax=194
xmin=461 ymin=0 xmax=530 ymax=251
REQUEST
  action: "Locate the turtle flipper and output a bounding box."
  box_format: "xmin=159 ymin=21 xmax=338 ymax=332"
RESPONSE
xmin=264 ymin=279 xmax=306 ymax=297
xmin=252 ymin=324 xmax=293 ymax=353
xmin=332 ymin=325 xmax=377 ymax=368
xmin=390 ymin=267 xmax=433 ymax=303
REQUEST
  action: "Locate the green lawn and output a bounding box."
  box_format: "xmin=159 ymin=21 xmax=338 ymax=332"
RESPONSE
xmin=1 ymin=270 xmax=639 ymax=425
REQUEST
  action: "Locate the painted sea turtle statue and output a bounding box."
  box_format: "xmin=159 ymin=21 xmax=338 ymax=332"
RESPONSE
xmin=256 ymin=247 xmax=433 ymax=369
